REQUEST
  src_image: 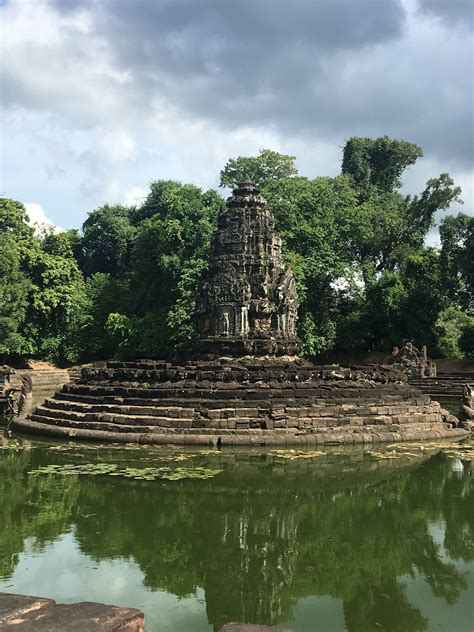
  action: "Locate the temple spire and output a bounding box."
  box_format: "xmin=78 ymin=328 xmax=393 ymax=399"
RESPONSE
xmin=197 ymin=182 xmax=301 ymax=356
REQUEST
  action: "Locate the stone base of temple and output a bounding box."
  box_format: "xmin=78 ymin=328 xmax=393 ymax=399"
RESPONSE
xmin=14 ymin=357 xmax=469 ymax=445
xmin=196 ymin=336 xmax=302 ymax=357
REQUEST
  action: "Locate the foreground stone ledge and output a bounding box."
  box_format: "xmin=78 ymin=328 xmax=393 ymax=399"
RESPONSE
xmin=0 ymin=593 xmax=144 ymax=631
xmin=12 ymin=416 xmax=469 ymax=445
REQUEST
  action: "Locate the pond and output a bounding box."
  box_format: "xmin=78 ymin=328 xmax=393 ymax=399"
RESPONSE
xmin=0 ymin=426 xmax=472 ymax=632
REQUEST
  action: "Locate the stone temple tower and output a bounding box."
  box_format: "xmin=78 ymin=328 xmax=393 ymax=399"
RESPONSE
xmin=197 ymin=182 xmax=301 ymax=356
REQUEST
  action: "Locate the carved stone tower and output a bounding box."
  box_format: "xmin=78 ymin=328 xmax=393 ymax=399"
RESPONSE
xmin=197 ymin=182 xmax=301 ymax=356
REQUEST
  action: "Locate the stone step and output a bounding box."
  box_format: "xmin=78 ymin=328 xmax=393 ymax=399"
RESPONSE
xmin=32 ymin=404 xmax=443 ymax=433
xmin=360 ymin=421 xmax=449 ymax=433
xmin=43 ymin=398 xmax=196 ymax=418
xmin=52 ymin=389 xmax=431 ymax=410
xmin=33 ymin=406 xmax=196 ymax=429
xmin=30 ymin=379 xmax=70 ymax=387
xmin=19 ymin=369 xmax=69 ymax=376
xmin=34 ymin=406 xmax=269 ymax=430
xmin=28 ymin=412 xmax=265 ymax=434
xmin=28 ymin=411 xmax=446 ymax=437
xmin=29 ymin=413 xmax=154 ymax=434
xmin=43 ymin=396 xmax=438 ymax=419
xmin=62 ymin=385 xmax=419 ymax=403
xmin=409 ymin=383 xmax=462 ymax=389
xmin=411 ymin=381 xmax=469 ymax=386
xmin=14 ymin=415 xmax=470 ymax=445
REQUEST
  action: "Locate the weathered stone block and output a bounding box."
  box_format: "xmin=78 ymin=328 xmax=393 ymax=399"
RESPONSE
xmin=0 ymin=593 xmax=145 ymax=631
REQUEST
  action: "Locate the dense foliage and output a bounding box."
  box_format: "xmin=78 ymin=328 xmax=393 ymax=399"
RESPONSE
xmin=1 ymin=137 xmax=472 ymax=364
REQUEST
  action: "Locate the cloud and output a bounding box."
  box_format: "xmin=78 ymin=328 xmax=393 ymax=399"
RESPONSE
xmin=123 ymin=186 xmax=147 ymax=207
xmin=24 ymin=202 xmax=63 ymax=234
xmin=97 ymin=129 xmax=136 ymax=164
xmin=417 ymin=0 xmax=473 ymax=28
xmin=0 ymin=0 xmax=472 ymax=231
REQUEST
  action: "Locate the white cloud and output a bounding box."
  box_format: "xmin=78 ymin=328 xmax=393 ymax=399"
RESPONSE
xmin=97 ymin=128 xmax=136 ymax=164
xmin=123 ymin=186 xmax=147 ymax=207
xmin=24 ymin=202 xmax=63 ymax=234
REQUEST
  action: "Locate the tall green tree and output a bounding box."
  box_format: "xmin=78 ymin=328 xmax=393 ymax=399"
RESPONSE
xmin=342 ymin=136 xmax=423 ymax=194
xmin=0 ymin=198 xmax=37 ymax=357
xmin=79 ymin=181 xmax=225 ymax=357
xmin=261 ymin=140 xmax=462 ymax=355
xmin=81 ymin=204 xmax=136 ymax=277
xmin=440 ymin=213 xmax=474 ymax=311
xmin=25 ymin=231 xmax=87 ymax=363
xmin=263 ymin=174 xmax=358 ymax=354
xmin=220 ymin=149 xmax=298 ymax=189
xmin=127 ymin=181 xmax=224 ymax=353
xmin=0 ymin=234 xmax=30 ymax=357
xmin=0 ymin=198 xmax=89 ymax=363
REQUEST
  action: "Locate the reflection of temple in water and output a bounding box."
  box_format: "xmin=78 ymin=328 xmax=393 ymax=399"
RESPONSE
xmin=1 ymin=447 xmax=472 ymax=631
xmin=204 ymin=503 xmax=298 ymax=628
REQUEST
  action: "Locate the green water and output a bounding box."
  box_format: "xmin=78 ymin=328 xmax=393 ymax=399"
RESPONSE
xmin=0 ymin=430 xmax=472 ymax=632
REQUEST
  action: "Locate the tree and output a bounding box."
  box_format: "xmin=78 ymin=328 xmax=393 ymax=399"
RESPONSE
xmin=342 ymin=136 xmax=423 ymax=194
xmin=219 ymin=149 xmax=298 ymax=189
xmin=75 ymin=273 xmax=125 ymax=360
xmin=0 ymin=197 xmax=34 ymax=237
xmin=263 ymin=175 xmax=358 ymax=354
xmin=25 ymin=231 xmax=87 ymax=363
xmin=129 ymin=182 xmax=223 ymax=352
xmin=81 ymin=204 xmax=136 ymax=277
xmin=2 ymin=134 xmax=468 ymax=363
xmin=0 ymin=198 xmax=37 ymax=358
xmin=83 ymin=181 xmax=226 ymax=356
xmin=0 ymin=198 xmax=90 ymax=363
xmin=459 ymin=321 xmax=474 ymax=358
xmin=0 ymin=234 xmax=30 ymax=357
xmin=407 ymin=173 xmax=462 ymax=248
xmin=397 ymin=248 xmax=446 ymax=349
xmin=263 ymin=138 xmax=463 ymax=356
xmin=434 ymin=307 xmax=474 ymax=359
xmin=440 ymin=213 xmax=474 ymax=311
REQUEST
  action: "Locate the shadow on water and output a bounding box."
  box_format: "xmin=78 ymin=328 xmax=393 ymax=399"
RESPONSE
xmin=0 ymin=425 xmax=472 ymax=632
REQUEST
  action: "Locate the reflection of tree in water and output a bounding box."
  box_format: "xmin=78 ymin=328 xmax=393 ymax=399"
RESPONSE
xmin=0 ymin=448 xmax=472 ymax=632
xmin=0 ymin=445 xmax=79 ymax=579
xmin=409 ymin=457 xmax=473 ymax=565
xmin=71 ymin=452 xmax=472 ymax=631
xmin=290 ymin=457 xmax=470 ymax=631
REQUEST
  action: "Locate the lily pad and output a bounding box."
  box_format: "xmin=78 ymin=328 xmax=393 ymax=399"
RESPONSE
xmin=28 ymin=462 xmax=223 ymax=482
xmin=269 ymin=449 xmax=326 ymax=460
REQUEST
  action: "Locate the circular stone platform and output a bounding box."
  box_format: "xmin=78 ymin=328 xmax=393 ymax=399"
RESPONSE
xmin=11 ymin=183 xmax=470 ymax=446
xmin=13 ymin=357 xmax=468 ymax=445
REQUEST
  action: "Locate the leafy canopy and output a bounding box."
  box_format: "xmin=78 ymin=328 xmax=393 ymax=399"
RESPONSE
xmin=342 ymin=135 xmax=423 ymax=193
xmin=1 ymin=135 xmax=470 ymax=363
xmin=220 ymin=148 xmax=298 ymax=189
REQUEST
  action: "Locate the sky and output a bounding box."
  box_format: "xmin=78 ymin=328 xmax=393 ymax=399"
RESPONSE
xmin=1 ymin=0 xmax=473 ymax=236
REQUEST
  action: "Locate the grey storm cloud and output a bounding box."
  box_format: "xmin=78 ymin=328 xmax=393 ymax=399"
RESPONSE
xmin=1 ymin=0 xmax=472 ymax=227
xmin=418 ymin=0 xmax=473 ymax=28
xmin=42 ymin=0 xmax=473 ymax=169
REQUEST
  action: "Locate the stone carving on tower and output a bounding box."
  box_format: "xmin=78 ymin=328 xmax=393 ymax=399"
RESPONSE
xmin=197 ymin=182 xmax=301 ymax=356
